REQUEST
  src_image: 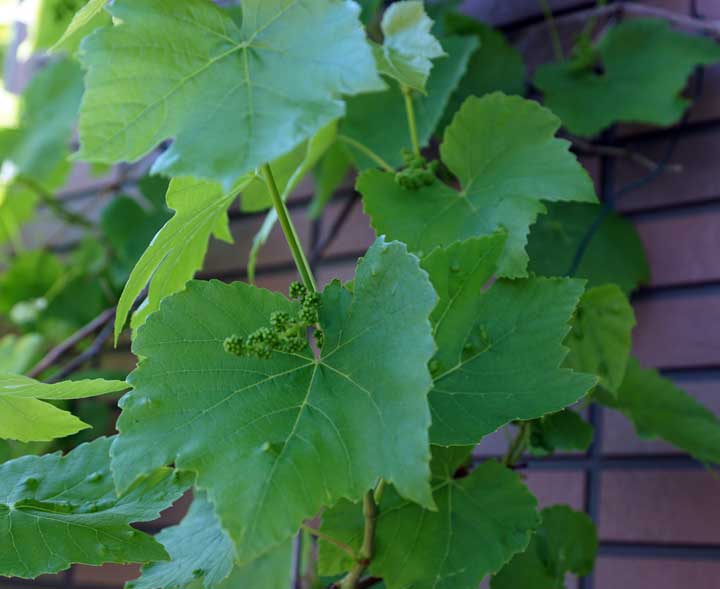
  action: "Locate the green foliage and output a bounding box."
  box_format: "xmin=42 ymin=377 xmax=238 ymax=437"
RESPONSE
xmin=535 ymin=19 xmax=720 ymax=136
xmin=492 ymin=505 xmax=598 ymax=588
xmin=131 ymin=492 xmax=292 ymax=589
xmin=51 ymin=0 xmax=111 ymax=53
xmin=527 ymin=202 xmax=650 ymax=294
xmin=342 ymin=35 xmax=478 ymax=169
xmin=111 ymin=238 xmax=437 ymax=564
xmin=371 ymin=1 xmax=445 ymax=93
xmin=0 ymin=437 xmax=190 ymax=578
xmin=597 ymin=359 xmax=720 ymax=465
xmin=420 ymin=237 xmax=596 ymax=445
xmin=361 ymin=93 xmax=596 ymax=276
xmin=0 ymin=374 xmax=126 ymax=442
xmin=320 ymin=456 xmax=539 ymax=589
xmin=565 ymin=284 xmax=635 ymax=393
xmin=77 ymin=0 xmax=383 ymax=187
xmin=529 ymin=409 xmax=594 ymax=456
xmin=113 ymin=177 xmax=243 ymax=340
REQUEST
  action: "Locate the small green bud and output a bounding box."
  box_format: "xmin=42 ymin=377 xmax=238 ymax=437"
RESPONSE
xmin=223 ymin=335 xmax=245 ymax=357
xmin=299 ymin=306 xmax=319 ymax=324
xmin=270 ymin=311 xmax=290 ymax=329
xmin=289 ymin=281 xmax=307 ymax=300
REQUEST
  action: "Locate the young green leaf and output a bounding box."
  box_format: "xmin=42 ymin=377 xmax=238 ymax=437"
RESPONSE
xmin=319 ymin=458 xmax=539 ymax=589
xmin=342 ymin=35 xmax=478 ymax=169
xmin=440 ymin=13 xmax=525 ymax=129
xmin=111 ymin=238 xmax=437 ymax=564
xmin=529 ymin=409 xmax=594 ymax=456
xmin=527 ymin=202 xmax=650 ymax=294
xmin=0 ymin=334 xmax=44 ymax=374
xmin=51 ymin=0 xmax=111 ymax=53
xmin=0 ymin=436 xmax=190 ymax=578
xmin=565 ymin=284 xmax=635 ymax=393
xmin=597 ymin=359 xmax=720 ymax=465
xmin=492 ymin=505 xmax=598 ymax=589
xmin=77 ymin=0 xmax=383 ymax=188
xmin=0 ymin=374 xmax=127 ymax=442
xmin=360 ymin=93 xmax=597 ymax=276
xmin=535 ymin=19 xmax=720 ymax=136
xmin=372 ymin=1 xmax=445 ymax=93
xmin=130 ymin=492 xmax=291 ymax=589
xmin=420 ymin=237 xmax=596 ymax=445
xmin=113 ymin=177 xmax=247 ymax=341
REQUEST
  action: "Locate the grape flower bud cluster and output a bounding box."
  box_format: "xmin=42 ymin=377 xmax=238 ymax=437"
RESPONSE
xmin=223 ymin=282 xmax=323 ymax=359
xmin=394 ymin=149 xmax=439 ymax=190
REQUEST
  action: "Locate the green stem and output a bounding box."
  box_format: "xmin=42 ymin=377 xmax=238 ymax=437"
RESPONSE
xmin=337 ymin=134 xmax=394 ymax=173
xmin=539 ymin=0 xmax=564 ymax=61
xmin=261 ymin=163 xmax=317 ymax=292
xmin=340 ymin=489 xmax=378 ymax=589
xmin=300 ymin=523 xmax=357 ymax=560
xmin=504 ymin=422 xmax=530 ymax=467
xmin=401 ymin=84 xmax=421 ymax=157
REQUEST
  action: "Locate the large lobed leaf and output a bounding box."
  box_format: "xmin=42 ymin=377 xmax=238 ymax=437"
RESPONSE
xmin=111 ymin=238 xmax=437 ymax=564
xmin=320 ymin=452 xmax=539 ymax=589
xmin=0 ymin=374 xmax=127 ymax=442
xmin=0 ymin=437 xmax=190 ymax=578
xmin=360 ymin=93 xmax=596 ymax=276
xmin=527 ymin=202 xmax=650 ymax=294
xmin=129 ymin=492 xmax=291 ymax=589
xmin=598 ymin=359 xmax=720 ymax=465
xmin=420 ymin=236 xmax=596 ymax=445
xmin=492 ymin=505 xmax=598 ymax=588
xmin=77 ymin=0 xmax=383 ymax=187
xmin=535 ymin=19 xmax=720 ymax=136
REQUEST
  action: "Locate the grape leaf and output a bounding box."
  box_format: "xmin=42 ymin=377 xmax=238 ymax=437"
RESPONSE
xmin=534 ymin=19 xmax=720 ymax=137
xmin=492 ymin=505 xmax=597 ymax=589
xmin=114 ymin=176 xmax=247 ymax=341
xmin=130 ymin=492 xmax=292 ymax=589
xmin=420 ymin=237 xmax=596 ymax=445
xmin=0 ymin=374 xmax=127 ymax=442
xmin=0 ymin=186 xmax=38 ymax=247
xmin=527 ymin=202 xmax=649 ymax=294
xmin=0 ymin=436 xmax=190 ymax=578
xmin=342 ymin=35 xmax=477 ymax=169
xmin=360 ymin=93 xmax=596 ymax=276
xmin=100 ymin=176 xmax=171 ymax=290
xmin=77 ymin=0 xmax=383 ymax=188
xmin=597 ymin=358 xmax=720 ymax=465
xmin=565 ymin=284 xmax=635 ymax=393
xmin=529 ymin=409 xmax=594 ymax=456
xmin=372 ymin=1 xmax=445 ymax=93
xmin=440 ymin=13 xmax=525 ymax=129
xmin=111 ymin=238 xmax=437 ymax=564
xmin=51 ymin=0 xmax=111 ymax=53
xmin=319 ymin=458 xmax=539 ymax=589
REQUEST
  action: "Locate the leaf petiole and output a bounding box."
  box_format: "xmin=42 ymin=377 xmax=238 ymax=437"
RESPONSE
xmin=261 ymin=163 xmax=317 ymax=292
xmin=401 ymin=84 xmax=421 ymax=157
xmin=337 ymin=134 xmax=395 ymax=173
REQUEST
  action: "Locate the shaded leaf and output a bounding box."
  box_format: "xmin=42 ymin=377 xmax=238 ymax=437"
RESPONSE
xmin=597 ymin=358 xmax=720 ymax=465
xmin=565 ymin=284 xmax=635 ymax=393
xmin=535 ymin=19 xmax=720 ymax=136
xmin=320 ymin=458 xmax=539 ymax=589
xmin=360 ymin=93 xmax=596 ymax=276
xmin=492 ymin=505 xmax=597 ymax=589
xmin=77 ymin=0 xmax=383 ymax=187
xmin=529 ymin=409 xmax=593 ymax=456
xmin=526 ymin=202 xmax=649 ymax=294
xmin=0 ymin=437 xmax=190 ymax=578
xmin=111 ymin=238 xmax=436 ymax=564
